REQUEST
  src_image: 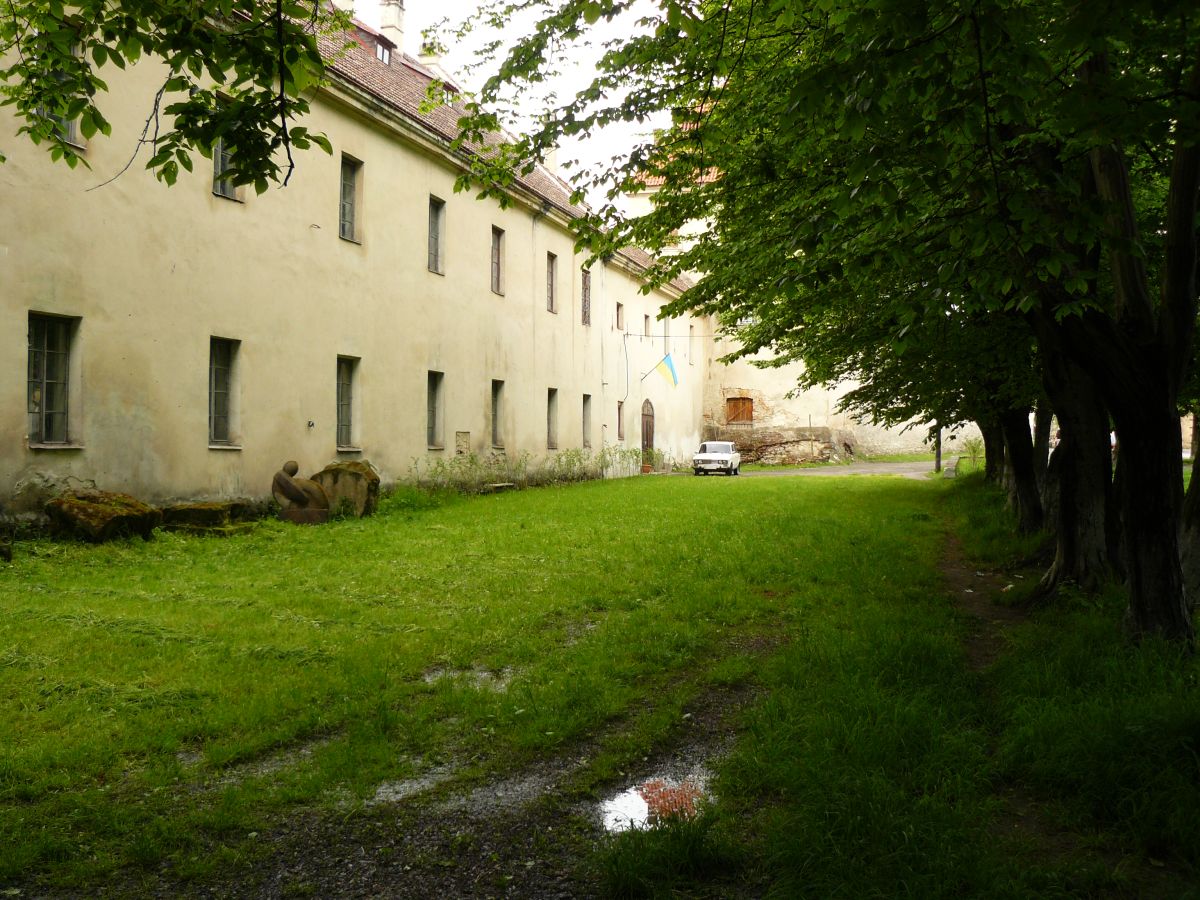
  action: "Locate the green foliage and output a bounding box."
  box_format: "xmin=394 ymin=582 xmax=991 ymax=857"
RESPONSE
xmin=0 ymin=1 xmax=348 ymax=185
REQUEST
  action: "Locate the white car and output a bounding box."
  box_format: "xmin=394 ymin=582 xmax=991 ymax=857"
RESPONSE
xmin=693 ymin=441 xmax=741 ymax=476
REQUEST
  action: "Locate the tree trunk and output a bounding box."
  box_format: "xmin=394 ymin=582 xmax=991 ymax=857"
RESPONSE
xmin=1030 ymin=314 xmax=1116 ymax=598
xmin=1033 ymin=401 xmax=1052 ymax=494
xmin=979 ymin=418 xmax=1004 ymax=484
xmin=1180 ymin=455 xmax=1200 ymax=616
xmin=1000 ymin=407 xmax=1044 ymax=534
xmin=1109 ymin=400 xmax=1192 ymax=642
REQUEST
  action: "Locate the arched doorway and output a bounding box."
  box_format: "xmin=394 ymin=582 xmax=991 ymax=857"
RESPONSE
xmin=641 ymin=399 xmax=655 ymax=465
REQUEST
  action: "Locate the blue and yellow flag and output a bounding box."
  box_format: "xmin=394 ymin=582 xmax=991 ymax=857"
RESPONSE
xmin=654 ymin=353 xmax=679 ymax=388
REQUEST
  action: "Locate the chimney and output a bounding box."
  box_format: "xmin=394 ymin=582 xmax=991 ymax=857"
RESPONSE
xmin=379 ymin=0 xmax=405 ymax=52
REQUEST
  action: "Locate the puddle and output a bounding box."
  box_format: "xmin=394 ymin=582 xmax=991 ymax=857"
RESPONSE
xmin=421 ymin=667 xmax=512 ymax=692
xmin=600 ymin=769 xmax=710 ymax=832
xmin=370 ymin=761 xmax=458 ymax=805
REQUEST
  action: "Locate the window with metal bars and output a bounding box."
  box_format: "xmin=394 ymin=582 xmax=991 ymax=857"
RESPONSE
xmin=491 ymin=379 xmax=504 ymax=448
xmin=339 ymin=157 xmax=361 ymax=241
xmin=208 ymin=337 xmax=237 ymax=444
xmin=581 ymin=269 xmax=591 ymax=325
xmin=27 ymin=314 xmax=73 ymax=444
xmin=337 ymin=356 xmax=357 ymax=447
xmin=212 ymin=138 xmax=237 ymax=200
xmin=546 ymin=252 xmax=557 ymax=312
xmin=617 ymin=400 xmax=625 ymax=441
xmin=427 ymin=371 xmax=444 ymax=447
xmin=582 ymin=393 xmax=592 ymax=448
xmin=428 ymin=196 xmax=445 ymax=273
xmin=547 ymin=388 xmax=558 ymax=449
xmin=490 ymin=226 xmax=504 ymax=294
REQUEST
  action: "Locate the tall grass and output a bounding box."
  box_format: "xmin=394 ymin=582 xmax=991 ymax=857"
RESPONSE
xmin=0 ymin=473 xmax=936 ymax=890
xmin=599 ymin=474 xmax=1198 ymax=898
xmin=4 ymin=472 xmax=1196 ymax=896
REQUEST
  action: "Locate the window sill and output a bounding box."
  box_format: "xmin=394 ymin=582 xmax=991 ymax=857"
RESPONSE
xmin=427 ymin=445 xmax=445 ymax=451
xmin=208 ymin=443 xmax=243 ymax=451
xmin=29 ymin=442 xmax=84 ymax=451
xmin=212 ymin=190 xmax=244 ymax=203
xmin=337 ymin=445 xmax=363 ymax=454
xmin=428 ymin=267 xmax=445 ymax=276
xmin=339 ymin=234 xmax=363 ymax=245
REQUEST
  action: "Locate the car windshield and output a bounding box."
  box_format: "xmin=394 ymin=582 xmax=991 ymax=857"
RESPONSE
xmin=699 ymin=442 xmax=733 ymax=454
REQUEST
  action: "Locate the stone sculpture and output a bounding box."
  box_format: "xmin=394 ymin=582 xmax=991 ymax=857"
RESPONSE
xmin=272 ymin=460 xmax=330 ymax=524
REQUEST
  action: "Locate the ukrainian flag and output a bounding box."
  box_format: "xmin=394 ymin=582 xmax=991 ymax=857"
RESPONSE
xmin=654 ymin=353 xmax=679 ymax=388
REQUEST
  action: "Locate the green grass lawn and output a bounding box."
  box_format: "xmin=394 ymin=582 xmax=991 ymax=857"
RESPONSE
xmin=2 ymin=474 xmax=1196 ymax=896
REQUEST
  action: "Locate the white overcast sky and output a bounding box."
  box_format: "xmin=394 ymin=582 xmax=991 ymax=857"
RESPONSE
xmin=349 ymin=0 xmax=664 ymax=206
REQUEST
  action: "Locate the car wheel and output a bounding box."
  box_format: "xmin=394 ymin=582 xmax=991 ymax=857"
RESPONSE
xmin=734 ymin=466 xmax=740 ymax=475
xmin=693 ymin=468 xmax=701 ymax=476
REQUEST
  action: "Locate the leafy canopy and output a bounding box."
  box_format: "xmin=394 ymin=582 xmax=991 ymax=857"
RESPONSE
xmin=0 ymin=0 xmax=349 ymax=191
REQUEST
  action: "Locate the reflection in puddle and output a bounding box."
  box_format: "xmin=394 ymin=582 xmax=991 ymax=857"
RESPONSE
xmin=601 ymin=773 xmax=708 ymax=832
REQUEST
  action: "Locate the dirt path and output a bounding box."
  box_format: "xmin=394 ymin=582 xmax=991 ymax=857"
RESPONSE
xmin=938 ymin=529 xmax=1187 ymax=896
xmin=113 ymin=684 xmax=756 ymax=899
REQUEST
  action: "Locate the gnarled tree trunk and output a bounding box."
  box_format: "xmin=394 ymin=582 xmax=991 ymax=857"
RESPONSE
xmin=978 ymin=418 xmax=1004 ymax=484
xmin=1000 ymin=406 xmax=1043 ymax=534
xmin=1030 ymin=313 xmax=1116 ymax=599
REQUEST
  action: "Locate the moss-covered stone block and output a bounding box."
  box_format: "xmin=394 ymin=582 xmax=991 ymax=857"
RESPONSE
xmin=45 ymin=490 xmax=162 ymax=542
xmin=311 ymin=460 xmax=380 ymax=518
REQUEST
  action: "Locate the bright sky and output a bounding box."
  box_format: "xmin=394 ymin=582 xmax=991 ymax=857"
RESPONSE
xmin=350 ymin=0 xmax=663 ymax=208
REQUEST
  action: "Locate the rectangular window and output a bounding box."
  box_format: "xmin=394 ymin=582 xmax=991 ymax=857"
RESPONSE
xmin=616 ymin=302 xmax=624 ymax=331
xmin=491 ymin=379 xmax=504 ymax=448
xmin=617 ymin=400 xmax=625 ymax=441
xmin=339 ymin=156 xmax=361 ymax=241
xmin=428 ymin=196 xmax=445 ymax=273
xmin=727 ymin=397 xmax=754 ymax=424
xmin=689 ymin=324 xmax=695 ymax=364
xmin=337 ymin=356 xmax=357 ymax=447
xmin=27 ymin=313 xmax=74 ymax=444
xmin=491 ymin=226 xmax=505 ymax=294
xmin=208 ymin=337 xmax=238 ymax=444
xmin=581 ymin=268 xmax=591 ymax=326
xmin=546 ymin=252 xmax=558 ymax=312
xmin=582 ymin=393 xmax=592 ymax=448
xmin=38 ymin=98 xmax=82 ymax=148
xmin=547 ymin=388 xmax=558 ymax=449
xmin=427 ymin=370 xmax=445 ymax=447
xmin=376 ymin=42 xmax=391 ymax=64
xmin=212 ymin=137 xmax=237 ymax=200
xmin=644 ymin=314 xmax=651 ymax=337
xmin=662 ymin=315 xmax=670 ymax=352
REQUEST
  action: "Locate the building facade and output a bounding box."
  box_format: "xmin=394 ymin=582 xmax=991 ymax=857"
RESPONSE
xmin=1 ymin=15 xmax=710 ymax=510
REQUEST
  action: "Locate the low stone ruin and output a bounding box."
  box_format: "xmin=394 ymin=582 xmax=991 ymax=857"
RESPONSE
xmin=45 ymin=490 xmax=163 ymax=543
xmin=160 ymin=500 xmax=265 ymax=536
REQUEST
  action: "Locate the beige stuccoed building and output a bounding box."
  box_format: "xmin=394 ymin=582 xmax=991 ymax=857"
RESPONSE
xmin=0 ymin=7 xmax=711 ymax=510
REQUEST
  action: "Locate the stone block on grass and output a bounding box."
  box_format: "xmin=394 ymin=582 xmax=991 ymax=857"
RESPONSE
xmin=45 ymin=490 xmax=162 ymax=542
xmin=311 ymin=460 xmax=380 ymax=517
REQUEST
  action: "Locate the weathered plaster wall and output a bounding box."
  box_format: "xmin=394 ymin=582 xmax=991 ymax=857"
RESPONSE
xmin=0 ymin=54 xmax=708 ymax=508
